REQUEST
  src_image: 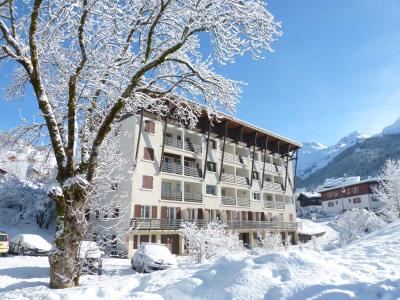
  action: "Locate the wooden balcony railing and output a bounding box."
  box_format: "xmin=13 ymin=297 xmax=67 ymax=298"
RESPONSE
xmin=237 ymin=197 xmax=250 ymax=207
xmin=165 ymin=136 xmax=183 ymax=149
xmin=236 ymin=175 xmax=249 ymax=186
xmin=184 ymin=165 xmax=202 ymax=178
xmin=184 ymin=141 xmax=202 ymax=154
xmin=161 ymin=191 xmax=182 ymax=201
xmin=130 ymin=218 xmax=300 ymax=231
xmin=221 ymin=195 xmax=236 ymax=206
xmin=162 ymin=162 xmax=182 ymax=175
xmin=184 ymin=191 xmax=203 ymax=203
xmin=221 ymin=173 xmax=235 ymax=184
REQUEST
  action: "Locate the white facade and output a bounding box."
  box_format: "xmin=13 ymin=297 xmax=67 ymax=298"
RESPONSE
xmin=95 ymin=112 xmax=301 ymax=257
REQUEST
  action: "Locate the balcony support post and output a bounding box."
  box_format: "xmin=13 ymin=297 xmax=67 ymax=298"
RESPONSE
xmin=250 ymin=132 xmax=258 ymax=186
xmin=284 ymin=144 xmax=291 ymax=191
xmin=219 ymin=121 xmax=228 ymax=181
xmin=159 ymin=114 xmax=169 ymax=172
xmin=203 ymin=119 xmax=211 ymax=179
xmin=134 ymin=109 xmax=144 ymax=165
xmin=261 ymin=136 xmax=269 ymax=189
xmin=293 ymin=148 xmax=299 ymax=192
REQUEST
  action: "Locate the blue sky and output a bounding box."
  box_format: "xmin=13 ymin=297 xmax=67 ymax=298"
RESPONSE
xmin=1 ymin=0 xmax=400 ymax=145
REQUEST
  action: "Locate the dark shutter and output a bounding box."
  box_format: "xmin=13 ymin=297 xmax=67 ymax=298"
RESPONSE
xmin=261 ymin=212 xmax=265 ymax=221
xmin=144 ymin=120 xmax=155 ymax=134
xmin=142 ymin=175 xmax=153 ymax=189
xmin=161 ymin=207 xmax=168 ymax=219
xmin=152 ymin=206 xmax=158 ymax=219
xmin=176 ymin=207 xmax=181 ymax=219
xmin=143 ymin=147 xmax=154 ymax=160
xmin=198 ymin=209 xmax=203 ymax=220
xmin=134 ymin=205 xmax=141 ymax=218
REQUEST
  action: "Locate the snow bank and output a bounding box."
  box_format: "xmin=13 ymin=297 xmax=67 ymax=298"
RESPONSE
xmin=298 ymin=219 xmax=326 ymax=235
xmin=1 ymin=221 xmax=400 ymax=299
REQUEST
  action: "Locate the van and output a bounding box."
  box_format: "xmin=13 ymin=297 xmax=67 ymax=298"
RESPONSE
xmin=0 ymin=232 xmax=9 ymax=256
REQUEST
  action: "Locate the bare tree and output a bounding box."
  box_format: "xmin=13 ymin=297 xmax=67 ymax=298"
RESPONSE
xmin=373 ymin=160 xmax=400 ymax=221
xmin=0 ymin=0 xmax=281 ymax=288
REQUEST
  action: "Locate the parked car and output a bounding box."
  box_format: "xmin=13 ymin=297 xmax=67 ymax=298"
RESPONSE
xmin=131 ymin=243 xmax=177 ymax=273
xmin=0 ymin=231 xmax=9 ymax=257
xmin=78 ymin=241 xmax=103 ymax=275
xmin=10 ymin=234 xmax=51 ymax=256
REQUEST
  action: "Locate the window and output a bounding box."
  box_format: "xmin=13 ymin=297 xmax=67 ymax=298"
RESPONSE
xmin=141 ymin=206 xmax=151 ymax=218
xmin=206 ymin=184 xmax=217 ymax=196
xmin=142 ymin=175 xmax=153 ymax=189
xmin=95 ymin=210 xmax=100 ymax=220
xmin=111 ymin=180 xmax=118 ymax=191
xmin=328 ymin=202 xmax=334 ymax=207
xmin=206 ymin=161 xmax=217 ymax=172
xmin=143 ymin=147 xmax=154 ymax=161
xmin=207 ymin=138 xmax=217 ymax=150
xmin=253 ymin=192 xmax=260 ymax=201
xmin=252 ymin=171 xmax=260 ymax=180
xmin=103 ymin=209 xmax=108 ymax=220
xmin=144 ymin=120 xmax=155 ymax=134
xmin=167 ymin=207 xmax=176 ymax=220
xmin=113 ymin=208 xmax=120 ymax=218
xmin=111 ymin=234 xmax=117 ymax=248
xmin=85 ymin=209 xmax=90 ymax=221
xmin=352 ymin=186 xmax=359 ymax=193
xmin=92 ymin=233 xmax=98 ymax=242
xmin=353 ymin=197 xmax=361 ymax=204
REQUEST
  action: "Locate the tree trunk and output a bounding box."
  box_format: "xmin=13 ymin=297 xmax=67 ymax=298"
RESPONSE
xmin=49 ymin=183 xmax=87 ymax=288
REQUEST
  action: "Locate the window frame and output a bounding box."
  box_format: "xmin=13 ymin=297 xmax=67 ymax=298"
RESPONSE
xmin=205 ymin=184 xmax=218 ymax=196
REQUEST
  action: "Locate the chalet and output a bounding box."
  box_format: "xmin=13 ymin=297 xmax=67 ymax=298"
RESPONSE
xmin=319 ymin=178 xmax=381 ymax=214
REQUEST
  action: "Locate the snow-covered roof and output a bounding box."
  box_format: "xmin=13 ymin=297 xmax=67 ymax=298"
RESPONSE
xmin=318 ymin=178 xmax=380 ymax=193
xmin=299 ymin=192 xmax=321 ymax=198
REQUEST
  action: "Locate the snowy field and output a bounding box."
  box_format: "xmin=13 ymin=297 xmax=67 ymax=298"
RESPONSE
xmin=1 ymin=221 xmax=400 ymax=300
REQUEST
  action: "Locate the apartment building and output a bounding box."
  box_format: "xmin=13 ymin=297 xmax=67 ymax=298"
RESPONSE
xmin=103 ymin=109 xmax=301 ymax=257
xmin=319 ymin=178 xmax=382 ymax=214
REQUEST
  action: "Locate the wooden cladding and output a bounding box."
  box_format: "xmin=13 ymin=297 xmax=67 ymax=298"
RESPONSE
xmin=143 ymin=147 xmax=155 ymax=161
xmin=142 ymin=175 xmax=153 ymax=189
xmin=144 ymin=120 xmax=155 ymax=134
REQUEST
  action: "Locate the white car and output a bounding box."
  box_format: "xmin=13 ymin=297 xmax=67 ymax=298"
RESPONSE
xmin=78 ymin=241 xmax=103 ymax=275
xmin=131 ymin=243 xmax=177 ymax=273
xmin=10 ymin=234 xmax=51 ymax=256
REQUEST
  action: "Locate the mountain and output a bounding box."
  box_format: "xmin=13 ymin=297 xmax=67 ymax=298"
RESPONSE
xmin=381 ymin=117 xmax=400 ymax=136
xmin=297 ymin=130 xmax=369 ymax=179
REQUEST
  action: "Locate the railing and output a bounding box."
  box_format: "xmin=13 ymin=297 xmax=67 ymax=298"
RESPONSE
xmin=161 ymin=191 xmax=182 ymax=201
xmin=184 ymin=165 xmax=202 ymax=178
xmin=130 ymin=218 xmax=299 ymax=231
xmin=223 ymin=153 xmax=235 ymax=163
xmin=264 ymin=182 xmax=284 ymax=192
xmin=221 ymin=173 xmax=235 ymax=184
xmin=236 ymin=175 xmax=249 ymax=186
xmin=221 ymin=195 xmax=236 ymax=206
xmin=184 ymin=191 xmax=203 ymax=203
xmin=263 ymin=201 xmax=285 ymax=210
xmin=162 ymin=162 xmax=182 ymax=175
xmin=184 ymin=140 xmax=202 ymax=154
xmin=236 ymin=155 xmax=250 ymax=165
xmin=165 ymin=136 xmax=183 ymax=149
xmin=237 ymin=197 xmax=250 ymax=207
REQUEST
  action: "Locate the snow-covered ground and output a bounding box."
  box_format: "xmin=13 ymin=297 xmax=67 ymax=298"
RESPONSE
xmin=1 ymin=220 xmax=400 ymax=300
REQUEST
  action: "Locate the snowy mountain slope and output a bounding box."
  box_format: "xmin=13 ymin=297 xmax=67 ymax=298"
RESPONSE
xmin=1 ymin=221 xmax=400 ymax=300
xmin=381 ymin=117 xmax=400 ymax=136
xmin=298 ymin=130 xmax=369 ymax=179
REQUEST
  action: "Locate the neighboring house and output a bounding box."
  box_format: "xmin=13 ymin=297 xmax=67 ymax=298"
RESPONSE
xmin=319 ymin=178 xmax=381 ymax=214
xmin=89 ymin=107 xmax=302 ymax=258
xmin=297 ymin=192 xmax=322 ymax=210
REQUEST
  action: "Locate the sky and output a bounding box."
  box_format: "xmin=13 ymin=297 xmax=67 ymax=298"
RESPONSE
xmin=1 ymin=0 xmax=400 ymax=145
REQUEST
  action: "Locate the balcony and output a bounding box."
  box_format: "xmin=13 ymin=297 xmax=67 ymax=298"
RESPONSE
xmin=130 ymin=218 xmax=300 ymax=231
xmin=275 ymin=202 xmax=285 ymax=210
xmin=221 ymin=173 xmax=235 ymax=184
xmin=263 ymin=201 xmax=285 ymax=210
xmin=236 ymin=175 xmax=249 ymax=186
xmin=161 ymin=190 xmax=182 ymax=201
xmin=184 ymin=140 xmax=202 ymax=154
xmin=221 ymin=195 xmax=236 ymax=206
xmin=184 ymin=191 xmax=203 ymax=203
xmin=236 ymin=155 xmax=250 ymax=165
xmin=184 ymin=165 xmax=202 ymax=178
xmin=237 ymin=197 xmax=250 ymax=207
xmin=162 ymin=162 xmax=182 ymax=175
xmin=264 ymin=182 xmax=284 ymax=192
xmin=223 ymin=153 xmax=235 ymax=163
xmin=165 ymin=136 xmax=183 ymax=149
